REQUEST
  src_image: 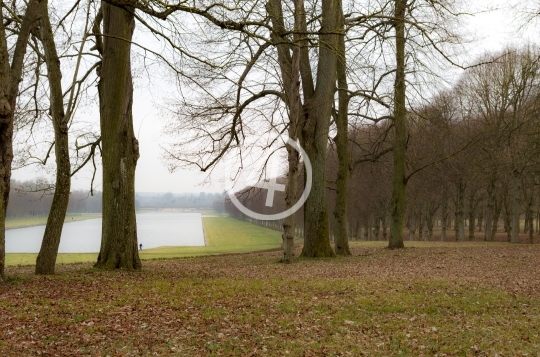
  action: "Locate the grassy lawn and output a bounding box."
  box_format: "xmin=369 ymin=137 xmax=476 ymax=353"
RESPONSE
xmin=5 ymin=217 xmax=282 ymax=267
xmin=2 ymin=243 xmax=540 ymax=356
xmin=5 ymin=214 xmax=101 ymax=230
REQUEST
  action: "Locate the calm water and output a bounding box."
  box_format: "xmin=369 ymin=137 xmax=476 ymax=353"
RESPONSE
xmin=6 ymin=212 xmax=205 ymax=253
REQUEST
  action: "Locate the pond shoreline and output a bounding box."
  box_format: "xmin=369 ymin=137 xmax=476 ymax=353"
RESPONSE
xmin=5 ymin=215 xmax=102 ymax=230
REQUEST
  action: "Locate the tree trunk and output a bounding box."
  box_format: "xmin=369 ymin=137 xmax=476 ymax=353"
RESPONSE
xmin=363 ymin=219 xmax=369 ymax=241
xmin=300 ymin=0 xmax=337 ymax=258
xmin=511 ymin=172 xmax=521 ymax=243
xmin=333 ymin=0 xmax=351 ymax=256
xmin=467 ymin=190 xmax=476 ymax=241
xmin=267 ymin=0 xmax=303 ymax=263
xmin=408 ymin=212 xmax=416 ymax=241
xmin=36 ymin=0 xmax=72 ymax=275
xmin=456 ymin=181 xmax=465 ymax=242
xmin=477 ymin=210 xmax=483 ymax=232
xmin=389 ymin=0 xmax=407 ymax=249
xmin=418 ymin=211 xmax=424 ymax=241
xmin=485 ymin=180 xmax=495 ymax=241
xmin=95 ymin=2 xmax=141 ymax=270
xmin=441 ymin=189 xmax=447 ymax=241
xmin=491 ymin=196 xmax=502 ymax=241
xmin=0 ymin=0 xmax=40 ymax=281
xmin=426 ymin=207 xmax=434 ymax=241
xmin=527 ymin=202 xmax=533 ymax=244
xmin=382 ymin=214 xmax=388 ymax=240
xmin=373 ymin=217 xmax=381 ymax=241
xmin=281 ymin=140 xmax=298 ymax=262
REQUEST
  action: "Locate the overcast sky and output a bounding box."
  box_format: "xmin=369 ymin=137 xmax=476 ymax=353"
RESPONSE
xmin=11 ymin=0 xmax=528 ymax=194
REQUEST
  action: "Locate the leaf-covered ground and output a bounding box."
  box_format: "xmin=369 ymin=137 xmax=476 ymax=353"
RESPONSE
xmin=1 ymin=242 xmax=540 ymax=356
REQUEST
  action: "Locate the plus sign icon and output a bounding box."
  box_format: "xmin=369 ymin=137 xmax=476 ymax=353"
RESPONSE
xmin=253 ymin=177 xmax=285 ymax=207
xmin=228 ymin=137 xmax=312 ymax=221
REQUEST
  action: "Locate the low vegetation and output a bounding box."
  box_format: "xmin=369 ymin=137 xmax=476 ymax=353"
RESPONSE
xmin=1 ymin=242 xmax=539 ymax=356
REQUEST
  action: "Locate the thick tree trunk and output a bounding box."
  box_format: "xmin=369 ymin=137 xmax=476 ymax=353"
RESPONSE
xmin=95 ymin=2 xmax=141 ymax=270
xmin=0 ymin=0 xmax=40 ymax=281
xmin=389 ymin=0 xmax=407 ymax=249
xmin=267 ymin=0 xmax=308 ymax=262
xmin=268 ymin=0 xmax=336 ymax=257
xmin=35 ymin=0 xmax=71 ymax=275
xmin=300 ymin=0 xmax=337 ymax=258
xmin=282 ymin=144 xmax=298 ymax=262
xmin=333 ymin=1 xmax=351 ymax=256
xmin=511 ymin=172 xmax=521 ymax=243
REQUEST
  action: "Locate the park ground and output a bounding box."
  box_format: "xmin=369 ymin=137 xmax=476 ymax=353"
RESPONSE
xmin=2 ymin=221 xmax=540 ymax=356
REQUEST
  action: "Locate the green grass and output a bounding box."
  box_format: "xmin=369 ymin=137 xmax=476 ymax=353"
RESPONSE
xmin=5 ymin=213 xmax=101 ymax=229
xmin=5 ymin=217 xmax=282 ymax=267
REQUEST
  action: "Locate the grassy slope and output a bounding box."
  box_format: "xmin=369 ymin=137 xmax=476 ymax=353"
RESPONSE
xmin=5 ymin=217 xmax=282 ymax=266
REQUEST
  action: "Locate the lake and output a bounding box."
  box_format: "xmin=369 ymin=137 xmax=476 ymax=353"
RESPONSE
xmin=5 ymin=212 xmax=205 ymax=253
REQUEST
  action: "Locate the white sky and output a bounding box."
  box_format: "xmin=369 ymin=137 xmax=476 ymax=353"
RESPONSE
xmin=11 ymin=0 xmax=531 ymax=194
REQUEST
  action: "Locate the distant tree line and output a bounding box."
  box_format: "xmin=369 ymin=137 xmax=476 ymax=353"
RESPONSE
xmin=137 ymin=192 xmax=221 ymax=210
xmin=7 ymin=180 xmax=221 ymax=218
xmin=6 ymin=180 xmax=103 ymax=218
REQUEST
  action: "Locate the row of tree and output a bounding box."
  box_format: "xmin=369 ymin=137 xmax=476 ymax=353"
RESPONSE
xmin=6 ymin=180 xmax=103 ymax=218
xmin=225 ymin=47 xmax=540 ymax=246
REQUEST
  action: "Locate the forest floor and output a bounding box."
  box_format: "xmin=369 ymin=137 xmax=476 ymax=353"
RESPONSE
xmin=1 ymin=241 xmax=539 ymax=356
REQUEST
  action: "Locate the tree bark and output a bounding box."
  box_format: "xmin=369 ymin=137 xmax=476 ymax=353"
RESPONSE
xmin=333 ymin=0 xmax=351 ymax=256
xmin=300 ymin=0 xmax=337 ymax=257
xmin=467 ymin=190 xmax=476 ymax=241
xmin=484 ymin=180 xmax=495 ymax=241
xmin=382 ymin=214 xmax=388 ymax=240
xmin=35 ymin=0 xmax=72 ymax=275
xmin=389 ymin=0 xmax=407 ymax=249
xmin=0 ymin=0 xmax=41 ymax=281
xmin=408 ymin=212 xmax=416 ymax=241
xmin=491 ymin=195 xmax=502 ymax=241
xmin=441 ymin=188 xmax=447 ymax=241
xmin=511 ymin=171 xmax=521 ymax=243
xmin=456 ymin=180 xmax=465 ymax=242
xmin=266 ymin=0 xmax=306 ymax=262
xmin=94 ymin=1 xmax=141 ymax=270
xmin=477 ymin=210 xmax=483 ymax=232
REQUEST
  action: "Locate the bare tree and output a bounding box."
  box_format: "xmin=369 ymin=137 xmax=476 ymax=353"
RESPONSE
xmin=0 ymin=0 xmax=41 ymax=281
